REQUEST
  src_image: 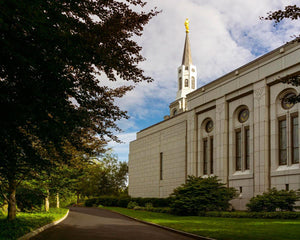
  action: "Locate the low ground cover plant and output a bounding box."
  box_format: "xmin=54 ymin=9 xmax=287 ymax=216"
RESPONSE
xmin=105 ymin=207 xmax=300 ymax=240
xmin=0 ymin=208 xmax=68 ymax=240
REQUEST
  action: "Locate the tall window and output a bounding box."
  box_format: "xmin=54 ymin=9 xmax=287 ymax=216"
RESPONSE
xmin=192 ymin=77 xmax=195 ymax=89
xmin=234 ymin=107 xmax=251 ymax=172
xmin=279 ymin=119 xmax=287 ymax=165
xmin=210 ymin=137 xmax=214 ymax=174
xmin=202 ymin=119 xmax=214 ymax=175
xmin=160 ymin=152 xmax=163 ymax=180
xmin=203 ymin=139 xmax=208 ymax=175
xmin=179 ymin=77 xmax=182 ymax=90
xmin=292 ymin=116 xmax=299 ymax=164
xmin=236 ymin=130 xmax=242 ymax=171
xmin=185 ymin=79 xmax=188 ymax=87
xmin=245 ymin=128 xmax=250 ymax=170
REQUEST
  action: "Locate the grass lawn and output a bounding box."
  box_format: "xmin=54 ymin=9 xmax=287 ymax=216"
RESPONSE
xmin=0 ymin=208 xmax=68 ymax=240
xmin=105 ymin=207 xmax=300 ymax=240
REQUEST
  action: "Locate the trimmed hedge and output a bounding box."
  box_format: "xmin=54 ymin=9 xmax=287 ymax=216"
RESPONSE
xmin=133 ymin=206 xmax=171 ymax=214
xmin=198 ymin=211 xmax=300 ymax=219
xmin=85 ymin=196 xmax=170 ymax=208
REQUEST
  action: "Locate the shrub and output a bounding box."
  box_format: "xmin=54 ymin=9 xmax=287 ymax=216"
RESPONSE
xmin=198 ymin=211 xmax=300 ymax=219
xmin=133 ymin=206 xmax=144 ymax=210
xmin=16 ymin=186 xmax=45 ymax=212
xmin=170 ymin=176 xmax=237 ymax=215
xmin=84 ymin=196 xmax=169 ymax=208
xmin=145 ymin=202 xmax=153 ymax=209
xmin=127 ymin=201 xmax=139 ymax=209
xmin=247 ymin=188 xmax=300 ymax=212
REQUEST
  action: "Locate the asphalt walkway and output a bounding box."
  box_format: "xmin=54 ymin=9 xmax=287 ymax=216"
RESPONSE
xmin=30 ymin=207 xmax=198 ymax=240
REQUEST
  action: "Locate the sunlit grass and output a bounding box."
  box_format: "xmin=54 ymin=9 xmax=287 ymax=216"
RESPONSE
xmin=0 ymin=208 xmax=68 ymax=240
xmin=106 ymin=207 xmax=300 ymax=240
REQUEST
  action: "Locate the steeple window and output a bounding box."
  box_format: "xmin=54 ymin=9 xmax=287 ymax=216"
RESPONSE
xmin=192 ymin=77 xmax=195 ymax=89
xmin=179 ymin=77 xmax=182 ymax=90
xmin=185 ymin=79 xmax=189 ymax=87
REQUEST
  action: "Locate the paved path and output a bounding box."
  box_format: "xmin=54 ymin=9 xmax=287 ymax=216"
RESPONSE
xmin=30 ymin=207 xmax=198 ymax=240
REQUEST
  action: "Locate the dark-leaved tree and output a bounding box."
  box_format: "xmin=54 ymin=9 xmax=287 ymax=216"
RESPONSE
xmin=261 ymin=4 xmax=300 ymax=103
xmin=0 ymin=0 xmax=158 ymax=220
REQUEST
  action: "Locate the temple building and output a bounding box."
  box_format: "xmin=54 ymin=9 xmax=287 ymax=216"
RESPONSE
xmin=128 ymin=19 xmax=300 ymax=209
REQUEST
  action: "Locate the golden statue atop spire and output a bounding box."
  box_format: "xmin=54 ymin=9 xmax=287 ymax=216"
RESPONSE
xmin=184 ymin=18 xmax=189 ymax=33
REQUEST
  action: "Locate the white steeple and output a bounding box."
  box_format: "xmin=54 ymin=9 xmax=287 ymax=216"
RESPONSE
xmin=176 ymin=18 xmax=197 ymax=100
xmin=169 ymin=18 xmax=197 ymax=118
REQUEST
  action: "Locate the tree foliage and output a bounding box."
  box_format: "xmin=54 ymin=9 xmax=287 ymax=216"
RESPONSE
xmin=261 ymin=4 xmax=300 ymax=103
xmin=247 ymin=188 xmax=300 ymax=212
xmin=169 ymin=176 xmax=237 ymax=216
xmin=0 ymin=0 xmax=158 ymax=220
xmin=77 ymin=151 xmax=128 ymax=197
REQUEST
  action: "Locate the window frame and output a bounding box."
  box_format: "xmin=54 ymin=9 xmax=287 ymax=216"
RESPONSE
xmin=291 ymin=114 xmax=299 ymax=164
xmin=278 ymin=117 xmax=287 ymax=166
xmin=235 ymin=129 xmax=242 ymax=171
xmin=160 ymin=152 xmax=163 ymax=180
xmin=203 ymin=138 xmax=208 ymax=175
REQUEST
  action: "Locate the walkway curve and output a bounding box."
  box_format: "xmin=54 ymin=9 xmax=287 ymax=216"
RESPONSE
xmin=30 ymin=207 xmax=200 ymax=240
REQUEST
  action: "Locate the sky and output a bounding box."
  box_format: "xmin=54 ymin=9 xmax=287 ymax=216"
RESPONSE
xmin=107 ymin=0 xmax=300 ymax=162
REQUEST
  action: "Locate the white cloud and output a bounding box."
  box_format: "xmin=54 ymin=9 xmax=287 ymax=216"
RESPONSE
xmin=108 ymin=132 xmax=137 ymax=162
xmin=102 ymin=0 xmax=300 ymax=159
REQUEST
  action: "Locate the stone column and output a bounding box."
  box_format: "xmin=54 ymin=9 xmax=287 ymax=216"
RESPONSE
xmin=253 ymin=80 xmax=270 ymax=195
xmin=215 ymin=97 xmax=229 ymax=184
xmin=186 ymin=110 xmax=197 ymax=177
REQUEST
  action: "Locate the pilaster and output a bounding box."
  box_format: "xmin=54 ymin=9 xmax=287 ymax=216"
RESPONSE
xmin=215 ymin=97 xmax=229 ymax=184
xmin=253 ymin=80 xmax=270 ymax=195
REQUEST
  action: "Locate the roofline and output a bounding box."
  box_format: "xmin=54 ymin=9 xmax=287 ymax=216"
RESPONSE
xmin=187 ymin=41 xmax=300 ymax=98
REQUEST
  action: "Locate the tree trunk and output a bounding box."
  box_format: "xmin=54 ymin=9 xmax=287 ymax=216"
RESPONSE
xmin=45 ymin=189 xmax=50 ymax=212
xmin=7 ymin=180 xmax=17 ymax=221
xmin=56 ymin=193 xmax=60 ymax=208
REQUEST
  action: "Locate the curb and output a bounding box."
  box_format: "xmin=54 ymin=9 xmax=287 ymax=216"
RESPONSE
xmin=18 ymin=209 xmax=69 ymax=240
xmin=106 ymin=208 xmax=215 ymax=240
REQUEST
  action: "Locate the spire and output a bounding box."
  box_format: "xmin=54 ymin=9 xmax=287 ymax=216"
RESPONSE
xmin=182 ymin=18 xmax=192 ymax=65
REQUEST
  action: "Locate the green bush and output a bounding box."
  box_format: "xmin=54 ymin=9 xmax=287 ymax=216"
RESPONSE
xmin=145 ymin=202 xmax=153 ymax=209
xmin=127 ymin=201 xmax=139 ymax=209
xmin=170 ymin=176 xmax=237 ymax=215
xmin=131 ymin=197 xmax=170 ymax=207
xmin=16 ymin=186 xmax=45 ymax=212
xmin=247 ymin=188 xmax=300 ymax=212
xmin=198 ymin=211 xmax=300 ymax=219
xmin=132 ymin=206 xmax=171 ymax=213
xmin=84 ymin=196 xmax=169 ymax=208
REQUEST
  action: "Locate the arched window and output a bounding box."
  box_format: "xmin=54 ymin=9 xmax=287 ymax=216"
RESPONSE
xmin=185 ymin=79 xmax=188 ymax=87
xmin=173 ymin=108 xmax=177 ymax=116
xmin=235 ymin=107 xmax=250 ymax=171
xmin=192 ymin=77 xmax=195 ymax=89
xmin=179 ymin=77 xmax=182 ymax=90
xmin=277 ymin=91 xmax=298 ymax=165
xmin=202 ymin=118 xmax=214 ymax=175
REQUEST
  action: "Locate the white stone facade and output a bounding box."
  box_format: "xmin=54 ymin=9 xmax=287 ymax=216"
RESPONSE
xmin=129 ymin=42 xmax=300 ymax=210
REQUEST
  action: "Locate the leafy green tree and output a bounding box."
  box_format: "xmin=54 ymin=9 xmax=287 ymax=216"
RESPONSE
xmin=77 ymin=151 xmax=128 ymax=197
xmin=261 ymin=4 xmax=300 ymax=103
xmin=247 ymin=188 xmax=300 ymax=212
xmin=170 ymin=176 xmax=237 ymax=216
xmin=0 ymin=0 xmax=158 ymax=220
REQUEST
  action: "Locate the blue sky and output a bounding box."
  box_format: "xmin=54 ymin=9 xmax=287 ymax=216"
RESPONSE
xmin=106 ymin=0 xmax=300 ymax=162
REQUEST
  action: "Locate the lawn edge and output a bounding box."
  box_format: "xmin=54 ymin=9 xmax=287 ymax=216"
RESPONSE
xmin=17 ymin=209 xmax=69 ymax=240
xmin=105 ymin=207 xmax=215 ymax=240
